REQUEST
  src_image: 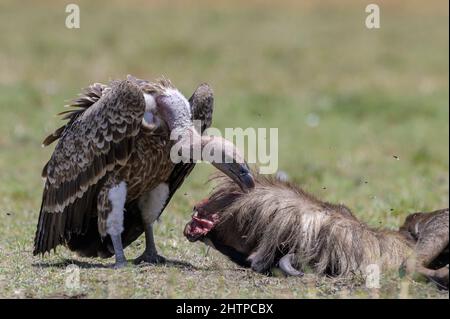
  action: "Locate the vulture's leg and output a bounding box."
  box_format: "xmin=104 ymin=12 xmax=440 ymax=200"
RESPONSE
xmin=110 ymin=234 xmax=126 ymax=268
xmin=134 ymin=183 xmax=169 ymax=265
xmin=99 ymin=181 xmax=129 ymax=269
xmin=135 ymin=224 xmax=165 ymax=265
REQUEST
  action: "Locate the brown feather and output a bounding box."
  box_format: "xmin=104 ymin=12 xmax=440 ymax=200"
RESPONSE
xmin=56 ymin=82 xmax=215 ymax=258
xmin=34 ymin=80 xmax=145 ymax=255
xmin=35 ymin=78 xmax=214 ymax=258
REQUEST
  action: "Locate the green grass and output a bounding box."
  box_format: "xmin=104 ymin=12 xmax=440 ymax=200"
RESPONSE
xmin=0 ymin=0 xmax=448 ymax=298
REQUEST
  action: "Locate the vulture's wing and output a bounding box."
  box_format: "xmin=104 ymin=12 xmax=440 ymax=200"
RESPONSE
xmin=34 ymin=80 xmax=145 ymax=255
xmin=158 ymin=83 xmax=214 ymax=217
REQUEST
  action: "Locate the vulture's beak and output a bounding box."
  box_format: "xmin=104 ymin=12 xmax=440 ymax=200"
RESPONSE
xmin=212 ymin=162 xmax=255 ymax=192
xmin=203 ymin=136 xmax=255 ymax=191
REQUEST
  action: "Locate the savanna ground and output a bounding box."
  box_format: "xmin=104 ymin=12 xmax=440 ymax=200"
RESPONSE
xmin=0 ymin=0 xmax=448 ymax=299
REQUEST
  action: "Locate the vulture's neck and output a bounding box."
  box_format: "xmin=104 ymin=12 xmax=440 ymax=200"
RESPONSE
xmin=156 ymin=88 xmax=192 ymax=131
xmin=173 ymin=127 xmax=237 ymax=164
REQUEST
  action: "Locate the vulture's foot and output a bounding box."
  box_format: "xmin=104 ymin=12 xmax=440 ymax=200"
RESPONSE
xmin=134 ymin=253 xmax=166 ymax=265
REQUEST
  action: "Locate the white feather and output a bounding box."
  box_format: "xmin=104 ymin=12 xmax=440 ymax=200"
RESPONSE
xmin=143 ymin=93 xmax=156 ymax=111
xmin=138 ymin=183 xmax=170 ymax=225
xmin=143 ymin=93 xmax=163 ymax=127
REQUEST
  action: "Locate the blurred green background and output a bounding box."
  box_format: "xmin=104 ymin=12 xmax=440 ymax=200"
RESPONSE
xmin=0 ymin=0 xmax=448 ymax=298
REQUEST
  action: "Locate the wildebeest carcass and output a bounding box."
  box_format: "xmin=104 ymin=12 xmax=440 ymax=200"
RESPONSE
xmin=184 ymin=172 xmax=449 ymax=289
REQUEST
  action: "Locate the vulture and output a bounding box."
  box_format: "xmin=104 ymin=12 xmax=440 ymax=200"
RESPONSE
xmin=34 ymin=75 xmax=255 ymax=268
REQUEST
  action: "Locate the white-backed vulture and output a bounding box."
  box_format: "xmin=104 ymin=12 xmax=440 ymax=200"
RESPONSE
xmin=34 ymin=76 xmax=255 ymax=268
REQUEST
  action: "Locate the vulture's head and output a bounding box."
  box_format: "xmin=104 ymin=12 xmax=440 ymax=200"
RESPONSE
xmin=176 ymin=132 xmax=255 ymax=192
xmin=205 ymin=136 xmax=255 ymax=192
xmin=148 ymin=78 xmax=255 ymax=191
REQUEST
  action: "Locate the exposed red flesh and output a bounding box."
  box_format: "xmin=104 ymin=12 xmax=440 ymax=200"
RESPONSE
xmin=184 ymin=208 xmax=219 ymax=241
xmin=192 ymin=215 xmax=215 ymax=229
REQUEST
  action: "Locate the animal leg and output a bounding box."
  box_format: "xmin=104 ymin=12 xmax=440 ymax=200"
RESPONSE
xmin=404 ymin=209 xmax=449 ymax=288
xmin=248 ymin=248 xmax=271 ymax=274
xmin=431 ymin=265 xmax=449 ymax=289
xmin=134 ymin=224 xmax=165 ymax=264
xmin=134 ymin=183 xmax=169 ymax=265
xmin=110 ymin=234 xmax=127 ymax=269
xmin=279 ymin=254 xmax=304 ymax=277
xmin=417 ymin=211 xmax=448 ymax=265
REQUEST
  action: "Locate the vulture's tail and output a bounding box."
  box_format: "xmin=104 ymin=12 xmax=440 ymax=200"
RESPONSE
xmin=33 ymin=200 xmax=66 ymax=255
xmin=33 ymin=180 xmax=104 ymax=256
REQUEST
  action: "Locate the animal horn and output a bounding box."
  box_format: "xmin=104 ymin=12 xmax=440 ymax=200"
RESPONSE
xmin=279 ymin=254 xmax=303 ymax=277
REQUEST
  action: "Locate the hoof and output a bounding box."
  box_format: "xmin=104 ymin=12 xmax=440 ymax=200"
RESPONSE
xmin=250 ymin=260 xmax=268 ymax=274
xmin=430 ymin=265 xmax=449 ymax=290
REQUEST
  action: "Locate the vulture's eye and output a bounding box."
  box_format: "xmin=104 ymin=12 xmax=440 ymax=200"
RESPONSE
xmin=239 ymin=167 xmax=249 ymax=176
